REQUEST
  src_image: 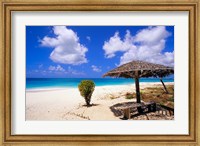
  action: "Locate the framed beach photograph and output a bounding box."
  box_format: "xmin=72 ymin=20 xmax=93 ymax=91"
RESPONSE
xmin=26 ymin=25 xmax=174 ymax=121
xmin=1 ymin=0 xmax=200 ymax=145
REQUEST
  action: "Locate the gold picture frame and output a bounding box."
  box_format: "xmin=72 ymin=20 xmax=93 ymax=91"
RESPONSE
xmin=0 ymin=0 xmax=199 ymax=145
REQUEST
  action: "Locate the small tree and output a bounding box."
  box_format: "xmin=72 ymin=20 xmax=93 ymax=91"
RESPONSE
xmin=78 ymin=80 xmax=95 ymax=106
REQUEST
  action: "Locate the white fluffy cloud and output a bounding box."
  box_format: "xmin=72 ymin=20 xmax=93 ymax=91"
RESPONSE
xmin=103 ymin=26 xmax=174 ymax=66
xmin=134 ymin=26 xmax=170 ymax=45
xmin=48 ymin=65 xmax=84 ymax=75
xmin=40 ymin=26 xmax=88 ymax=65
xmin=91 ymin=65 xmax=102 ymax=72
xmin=49 ymin=65 xmax=65 ymax=72
xmin=103 ymin=31 xmax=135 ymax=58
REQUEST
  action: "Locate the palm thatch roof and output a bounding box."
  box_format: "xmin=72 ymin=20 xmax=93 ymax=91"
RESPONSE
xmin=103 ymin=60 xmax=174 ymax=78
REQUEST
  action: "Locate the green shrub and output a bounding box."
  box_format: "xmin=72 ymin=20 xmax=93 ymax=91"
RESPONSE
xmin=125 ymin=92 xmax=136 ymax=99
xmin=125 ymin=94 xmax=134 ymax=99
xmin=78 ymin=80 xmax=95 ymax=106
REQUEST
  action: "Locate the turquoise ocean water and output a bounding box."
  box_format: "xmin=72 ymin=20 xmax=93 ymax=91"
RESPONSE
xmin=26 ymin=78 xmax=174 ymax=90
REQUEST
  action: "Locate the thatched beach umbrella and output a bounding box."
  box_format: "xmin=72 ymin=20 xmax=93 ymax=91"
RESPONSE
xmin=103 ymin=60 xmax=174 ymax=103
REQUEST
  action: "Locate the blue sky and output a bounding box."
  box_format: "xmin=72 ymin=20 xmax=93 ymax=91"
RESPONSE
xmin=26 ymin=26 xmax=174 ymax=78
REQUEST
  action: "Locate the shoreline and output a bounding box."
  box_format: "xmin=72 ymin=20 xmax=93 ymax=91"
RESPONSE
xmin=26 ymin=82 xmax=174 ymax=92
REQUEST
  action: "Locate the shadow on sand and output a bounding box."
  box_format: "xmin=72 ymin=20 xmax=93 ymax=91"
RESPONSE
xmin=110 ymin=102 xmax=165 ymax=120
xmin=81 ymin=103 xmax=100 ymax=107
xmin=110 ymin=102 xmax=138 ymax=117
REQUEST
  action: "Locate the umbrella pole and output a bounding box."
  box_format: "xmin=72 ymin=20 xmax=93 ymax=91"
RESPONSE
xmin=160 ymin=78 xmax=169 ymax=94
xmin=135 ymin=76 xmax=143 ymax=113
xmin=135 ymin=77 xmax=141 ymax=103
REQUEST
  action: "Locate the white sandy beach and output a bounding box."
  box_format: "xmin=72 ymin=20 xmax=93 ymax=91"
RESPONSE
xmin=26 ymin=82 xmax=174 ymax=121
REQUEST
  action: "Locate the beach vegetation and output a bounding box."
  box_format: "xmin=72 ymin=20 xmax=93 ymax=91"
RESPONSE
xmin=78 ymin=80 xmax=95 ymax=106
xmin=125 ymin=92 xmax=135 ymax=99
xmin=140 ymin=85 xmax=174 ymax=108
xmin=167 ymin=96 xmax=174 ymax=102
xmin=110 ymin=95 xmax=117 ymax=99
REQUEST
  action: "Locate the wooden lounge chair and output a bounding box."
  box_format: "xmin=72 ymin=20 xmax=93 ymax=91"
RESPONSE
xmin=120 ymin=102 xmax=157 ymax=119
